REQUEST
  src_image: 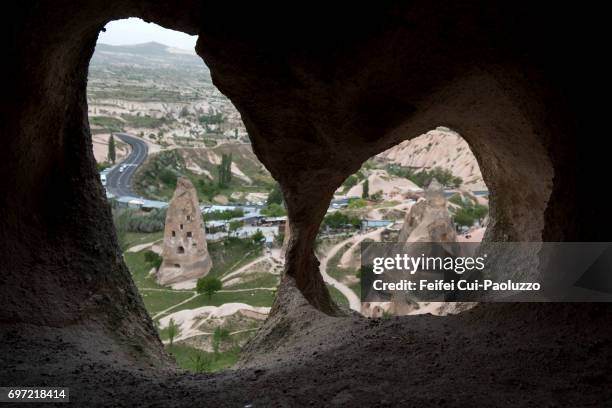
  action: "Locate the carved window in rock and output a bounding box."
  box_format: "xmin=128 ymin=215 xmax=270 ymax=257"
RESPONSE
xmin=172 ymin=231 xmax=176 ymax=237
xmin=187 ymin=215 xmax=191 ymax=221
xmin=177 ymin=246 xmax=185 ymax=254
xmin=174 ymin=263 xmax=180 ymax=268
xmin=180 ymin=224 xmax=184 ymax=230
xmin=186 ymin=231 xmax=192 ymax=238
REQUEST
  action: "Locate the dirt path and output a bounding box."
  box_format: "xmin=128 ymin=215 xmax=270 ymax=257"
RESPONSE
xmin=221 ymin=256 xmax=267 ymax=282
xmin=161 ymin=327 xmax=261 ymax=345
xmin=125 ymin=239 xmax=162 ymax=253
xmin=152 ymin=291 xmax=199 ymax=320
xmin=319 ymin=233 xmax=381 ymax=312
xmin=339 ymin=227 xmax=385 ymax=268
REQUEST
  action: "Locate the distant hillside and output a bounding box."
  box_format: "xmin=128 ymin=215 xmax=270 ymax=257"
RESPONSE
xmin=91 ymin=41 xmax=205 ymax=69
xmin=134 ymin=144 xmax=273 ymax=203
xmin=88 ymin=41 xmax=213 ymax=102
xmin=95 ymin=41 xmax=195 ymax=56
xmin=377 ymin=127 xmax=486 ymax=191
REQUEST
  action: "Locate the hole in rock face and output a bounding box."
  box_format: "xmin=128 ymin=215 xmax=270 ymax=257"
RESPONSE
xmin=319 ymin=126 xmax=489 ymax=317
xmin=89 ymin=18 xmax=284 ymax=373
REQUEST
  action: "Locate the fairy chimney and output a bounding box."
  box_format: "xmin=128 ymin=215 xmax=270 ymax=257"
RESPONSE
xmin=157 ymin=177 xmax=212 ymax=286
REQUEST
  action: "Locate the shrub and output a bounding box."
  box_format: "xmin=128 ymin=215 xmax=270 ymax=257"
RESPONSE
xmin=204 ymin=208 xmax=244 ymax=221
xmin=347 ymin=198 xmax=367 ymax=209
xmin=159 ymin=168 xmax=178 ymax=187
xmin=261 ymin=203 xmax=286 ymax=217
xmin=196 ymin=276 xmax=223 ymax=299
xmin=342 ymin=174 xmax=359 ymax=189
xmin=144 ymin=250 xmax=162 ymax=270
xmin=323 ymin=211 xmax=361 ymax=229
xmin=124 ymin=208 xmax=167 ymax=233
xmin=251 ymin=230 xmax=265 ymax=245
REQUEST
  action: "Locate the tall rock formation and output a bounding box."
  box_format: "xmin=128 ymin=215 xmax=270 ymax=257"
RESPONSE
xmin=362 ymin=180 xmax=472 ymax=317
xmin=398 ymin=179 xmax=457 ymax=244
xmin=157 ymin=177 xmax=212 ymax=286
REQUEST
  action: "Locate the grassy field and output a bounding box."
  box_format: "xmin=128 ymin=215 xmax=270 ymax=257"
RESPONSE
xmin=123 ymin=249 xmax=166 ymax=289
xmin=225 ymin=272 xmax=279 ymax=290
xmin=121 ymin=231 xmax=163 ymax=251
xmin=327 ymin=284 xmax=349 ymax=307
xmin=140 ymin=290 xmax=193 ymax=315
xmin=208 ymin=238 xmax=264 ymax=279
xmin=120 ymin=232 xmax=272 ymax=373
xmin=327 ymin=243 xmax=359 ymax=284
xmin=166 ymin=344 xmax=240 ymax=373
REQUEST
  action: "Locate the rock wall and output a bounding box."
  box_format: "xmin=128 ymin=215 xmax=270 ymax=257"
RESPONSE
xmin=2 ymin=0 xmax=612 ymax=376
xmin=157 ymin=177 xmax=212 ymax=286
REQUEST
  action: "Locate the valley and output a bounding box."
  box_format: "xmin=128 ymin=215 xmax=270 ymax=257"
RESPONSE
xmin=88 ymin=40 xmax=488 ymax=372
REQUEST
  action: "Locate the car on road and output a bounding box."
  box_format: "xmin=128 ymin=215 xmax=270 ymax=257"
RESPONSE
xmin=119 ymin=164 xmax=126 ymax=172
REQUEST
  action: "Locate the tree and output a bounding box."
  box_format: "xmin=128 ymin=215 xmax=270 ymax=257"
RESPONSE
xmin=197 ymin=276 xmax=223 ymax=299
xmin=108 ymin=134 xmax=116 ymax=164
xmin=342 ymin=174 xmax=359 ymax=190
xmin=251 ymin=229 xmax=265 ymax=245
xmin=323 ymin=211 xmax=361 ymax=230
xmin=167 ymin=318 xmax=177 ymax=346
xmin=217 ymin=153 xmax=233 ymax=188
xmin=144 ymin=250 xmax=162 ymax=270
xmin=362 ymin=178 xmax=369 ymax=199
xmin=453 ymin=209 xmax=475 ymax=228
xmin=212 ymin=326 xmax=230 ymax=354
xmin=261 ymin=203 xmax=287 ymax=217
xmin=266 ymin=183 xmax=283 ymax=205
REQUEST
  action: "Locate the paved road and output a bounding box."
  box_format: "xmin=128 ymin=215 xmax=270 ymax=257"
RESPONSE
xmin=105 ymin=133 xmax=148 ymax=197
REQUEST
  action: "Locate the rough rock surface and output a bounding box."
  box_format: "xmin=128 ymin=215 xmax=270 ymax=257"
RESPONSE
xmin=362 ymin=181 xmax=469 ymax=317
xmin=398 ymin=180 xmax=457 ymax=244
xmin=158 ymin=177 xmax=212 ymax=286
xmin=2 ymin=279 xmax=612 ymax=407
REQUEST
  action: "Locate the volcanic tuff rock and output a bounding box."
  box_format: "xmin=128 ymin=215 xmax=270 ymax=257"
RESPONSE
xmin=157 ymin=177 xmax=212 ymax=285
xmin=398 ymin=179 xmax=457 ymax=244
xmin=361 ymin=180 xmax=465 ymax=317
xmin=378 ymin=127 xmax=486 ymax=191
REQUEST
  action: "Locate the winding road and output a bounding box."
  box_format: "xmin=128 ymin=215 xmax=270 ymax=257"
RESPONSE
xmin=105 ymin=133 xmax=148 ymax=197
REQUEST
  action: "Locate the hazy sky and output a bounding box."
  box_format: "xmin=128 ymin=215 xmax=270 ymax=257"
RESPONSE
xmin=98 ymin=18 xmax=197 ymax=51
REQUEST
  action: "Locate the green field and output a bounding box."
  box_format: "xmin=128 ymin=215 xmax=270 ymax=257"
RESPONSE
xmin=225 ymin=272 xmax=279 ymax=290
xmin=166 ymin=344 xmax=240 ymax=373
xmin=140 ymin=290 xmax=193 ymax=315
xmin=208 ymin=238 xmax=264 ymax=278
xmin=327 ymin=284 xmax=349 ymax=307
xmin=121 ymin=231 xmax=163 ymax=251
xmin=119 ymin=232 xmax=271 ymax=373
xmin=327 ymin=243 xmax=359 ymax=284
xmin=123 ymin=249 xmax=166 ymax=289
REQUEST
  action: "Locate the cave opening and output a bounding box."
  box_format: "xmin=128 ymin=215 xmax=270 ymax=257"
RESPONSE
xmin=87 ymin=17 xmax=285 ymax=373
xmin=318 ymin=126 xmax=493 ymax=317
